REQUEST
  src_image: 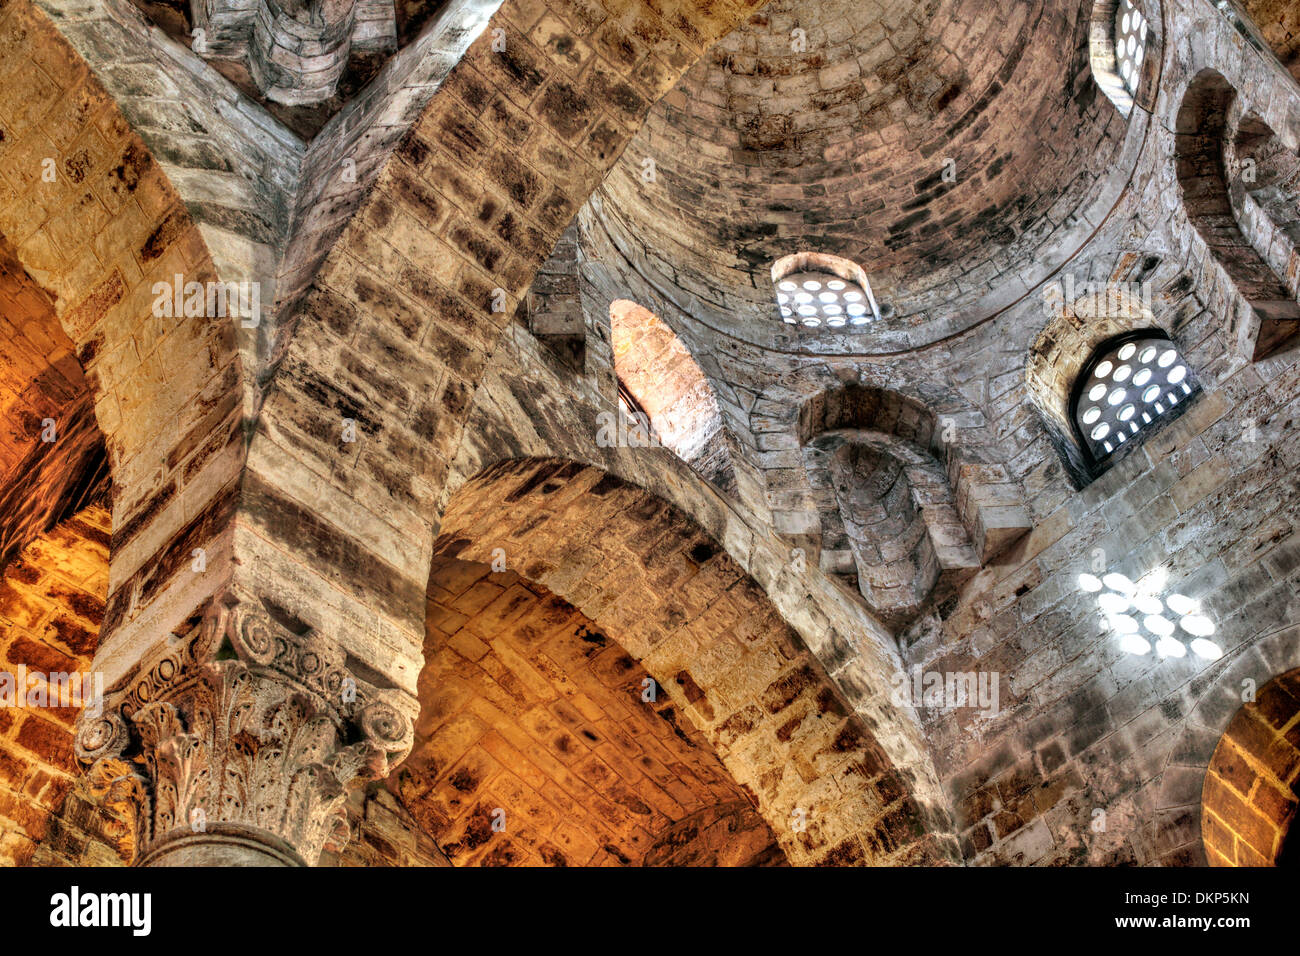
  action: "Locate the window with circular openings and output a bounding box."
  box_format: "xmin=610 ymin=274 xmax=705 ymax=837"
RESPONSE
xmin=1115 ymin=0 xmax=1148 ymax=96
xmin=770 ymin=253 xmax=883 ymax=331
xmin=1073 ymin=332 xmax=1199 ymax=463
xmin=775 ymin=272 xmax=880 ymax=328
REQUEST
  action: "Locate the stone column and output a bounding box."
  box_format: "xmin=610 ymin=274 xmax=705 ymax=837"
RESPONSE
xmin=74 ymin=591 xmax=416 ymax=866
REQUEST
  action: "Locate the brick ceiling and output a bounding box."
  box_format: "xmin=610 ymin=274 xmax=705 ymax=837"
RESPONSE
xmin=399 ymin=555 xmax=784 ymax=866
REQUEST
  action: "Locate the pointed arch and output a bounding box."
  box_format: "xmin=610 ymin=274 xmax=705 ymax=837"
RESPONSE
xmin=428 ymin=456 xmax=961 ymax=866
xmin=0 ymin=1 xmax=246 ymax=682
xmin=407 ymin=553 xmax=786 ymax=866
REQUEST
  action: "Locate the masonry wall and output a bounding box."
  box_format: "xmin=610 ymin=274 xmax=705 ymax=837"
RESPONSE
xmin=902 ymin=0 xmax=1300 ymax=866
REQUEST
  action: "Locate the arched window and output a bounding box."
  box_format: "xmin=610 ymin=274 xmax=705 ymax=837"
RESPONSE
xmin=771 ymin=253 xmax=882 ymax=329
xmin=1072 ymin=332 xmax=1199 ymax=463
xmin=609 ymin=300 xmax=737 ymax=492
xmin=1090 ymin=0 xmax=1153 ymax=117
xmin=1114 ymin=0 xmax=1148 ymax=95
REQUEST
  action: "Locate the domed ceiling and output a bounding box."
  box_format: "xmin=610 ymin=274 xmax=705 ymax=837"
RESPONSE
xmin=586 ymin=0 xmax=1154 ymax=353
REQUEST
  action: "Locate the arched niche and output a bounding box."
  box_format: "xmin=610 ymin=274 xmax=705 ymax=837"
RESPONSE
xmin=799 ymin=384 xmax=1030 ymax=630
xmin=807 ymin=430 xmax=976 ymax=629
xmin=1174 ymin=68 xmax=1300 ymax=362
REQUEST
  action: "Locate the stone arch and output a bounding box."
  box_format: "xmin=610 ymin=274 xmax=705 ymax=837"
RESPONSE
xmin=1152 ymin=624 xmax=1300 ymax=866
xmin=793 ymin=383 xmax=1030 ymax=624
xmin=608 ymin=299 xmax=737 ymax=493
xmin=1174 ymin=68 xmax=1300 ymax=361
xmin=771 ymin=252 xmax=874 ymax=293
xmin=1027 ymin=286 xmax=1197 ymax=487
xmin=235 ymin=0 xmax=779 ymax=708
xmin=1201 ymin=667 xmax=1300 ymax=865
xmin=429 ymin=455 xmax=962 ymax=865
xmin=37 ymin=0 xmax=509 ymax=398
xmin=0 ymin=1 xmax=246 ymax=684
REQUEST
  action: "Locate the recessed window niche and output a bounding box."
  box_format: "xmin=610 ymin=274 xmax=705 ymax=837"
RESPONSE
xmin=771 ymin=253 xmax=884 ymax=330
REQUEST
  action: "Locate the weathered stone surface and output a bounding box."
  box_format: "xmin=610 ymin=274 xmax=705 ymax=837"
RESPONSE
xmin=5 ymin=0 xmax=1300 ymax=870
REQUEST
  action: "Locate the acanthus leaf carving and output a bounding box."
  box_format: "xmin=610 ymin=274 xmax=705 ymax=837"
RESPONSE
xmin=75 ymin=590 xmax=416 ymax=865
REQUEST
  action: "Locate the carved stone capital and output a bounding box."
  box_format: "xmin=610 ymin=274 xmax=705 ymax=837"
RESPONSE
xmin=76 ymin=591 xmax=416 ymax=866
